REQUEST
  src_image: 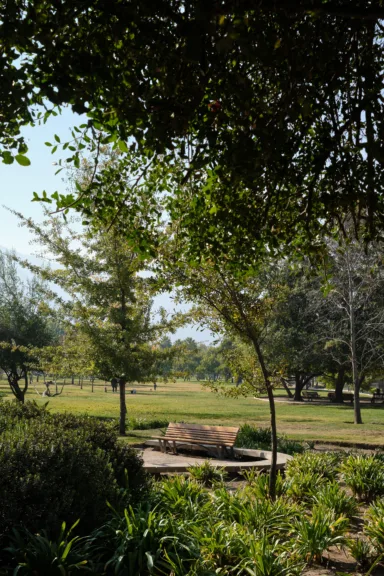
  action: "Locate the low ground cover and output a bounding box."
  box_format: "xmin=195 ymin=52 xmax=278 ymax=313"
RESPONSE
xmin=1 ymin=421 xmax=384 ymax=575
xmin=1 ymin=378 xmax=383 ymax=445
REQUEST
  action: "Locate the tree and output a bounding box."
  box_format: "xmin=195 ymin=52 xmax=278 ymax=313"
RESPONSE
xmin=322 ymin=240 xmax=384 ymax=424
xmin=2 ymin=2 xmax=384 ymax=263
xmin=13 ymin=212 xmax=171 ymax=434
xmin=36 ymin=328 xmax=96 ymax=393
xmin=165 ymin=254 xmax=289 ymax=499
xmin=265 ymin=262 xmax=328 ymax=401
xmin=0 ymin=251 xmax=56 ymax=402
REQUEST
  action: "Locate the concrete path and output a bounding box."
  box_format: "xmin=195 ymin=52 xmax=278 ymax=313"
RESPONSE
xmin=141 ymin=445 xmax=291 ymax=473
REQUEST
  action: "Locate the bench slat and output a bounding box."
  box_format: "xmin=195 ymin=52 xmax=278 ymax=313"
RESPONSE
xmin=161 ymin=432 xmax=237 ymax=441
xmin=167 ymin=423 xmax=239 ymax=432
xmin=152 ymin=422 xmax=239 ymax=455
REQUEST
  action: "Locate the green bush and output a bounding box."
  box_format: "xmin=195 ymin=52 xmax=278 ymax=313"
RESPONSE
xmin=364 ymin=499 xmax=384 ymax=553
xmin=0 ymin=399 xmax=49 ymax=423
xmin=242 ymin=470 xmax=287 ymax=499
xmin=188 ymin=460 xmax=227 ymax=487
xmin=341 ymin=455 xmax=384 ymax=502
xmin=4 ymin=520 xmax=89 ymax=575
xmin=235 ymin=424 xmax=307 ymax=455
xmin=128 ymin=416 xmax=169 ymax=430
xmin=348 ymin=538 xmax=374 ymax=570
xmin=0 ymin=406 xmax=149 ymax=543
xmin=311 ymin=482 xmax=357 ymax=518
xmin=286 ymin=472 xmax=327 ymax=503
xmin=286 ymin=452 xmax=340 ymax=481
xmin=292 ymin=506 xmax=349 ymax=565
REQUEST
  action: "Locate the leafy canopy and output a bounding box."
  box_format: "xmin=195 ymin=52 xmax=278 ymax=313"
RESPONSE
xmin=2 ymin=2 xmax=384 ymax=264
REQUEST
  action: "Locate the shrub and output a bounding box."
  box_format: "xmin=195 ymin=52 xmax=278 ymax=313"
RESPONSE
xmin=0 ymin=412 xmax=149 ymax=542
xmin=239 ymin=536 xmax=304 ymax=576
xmin=242 ymin=470 xmax=287 ymax=499
xmin=188 ymin=460 xmax=227 ymax=487
xmin=236 ymin=424 xmax=271 ymax=449
xmin=86 ymin=504 xmax=199 ymax=576
xmin=286 ymin=472 xmax=327 ymax=503
xmin=4 ymin=520 xmax=89 ymax=575
xmin=286 ymin=452 xmax=340 ymax=481
xmin=128 ymin=416 xmax=169 ymax=430
xmin=311 ymin=482 xmax=357 ymax=518
xmin=0 ymin=419 xmax=119 ymax=540
xmin=364 ymin=499 xmax=384 ymax=553
xmin=0 ymin=399 xmax=49 ymax=424
xmin=235 ymin=424 xmax=307 ymax=455
xmin=348 ymin=538 xmax=375 ymax=570
xmin=341 ymin=455 xmax=384 ymax=502
xmin=154 ymin=476 xmax=210 ymax=520
xmin=292 ymin=506 xmax=349 ymax=565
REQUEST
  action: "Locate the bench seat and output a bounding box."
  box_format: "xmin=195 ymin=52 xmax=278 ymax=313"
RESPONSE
xmin=152 ymin=423 xmax=239 ymax=458
xmin=302 ymin=391 xmax=319 ymax=401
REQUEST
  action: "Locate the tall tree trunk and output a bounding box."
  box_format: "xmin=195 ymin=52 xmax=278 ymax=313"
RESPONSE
xmin=335 ymin=367 xmax=346 ymax=403
xmin=252 ymin=339 xmax=277 ymax=500
xmin=71 ymin=375 xmax=75 ymax=385
xmin=119 ymin=378 xmax=127 ymax=435
xmin=281 ymin=377 xmax=294 ymax=398
xmin=8 ymin=377 xmax=25 ymax=403
xmin=293 ymin=374 xmax=305 ymax=401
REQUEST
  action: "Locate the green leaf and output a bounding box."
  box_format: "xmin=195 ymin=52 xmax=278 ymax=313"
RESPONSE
xmin=54 ymin=134 xmax=61 ymax=143
xmin=118 ymin=140 xmax=129 ymax=153
xmin=15 ymin=154 xmax=31 ymax=166
xmin=2 ymin=151 xmax=14 ymax=165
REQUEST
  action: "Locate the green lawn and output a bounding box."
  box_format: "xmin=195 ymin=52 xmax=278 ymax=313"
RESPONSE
xmin=1 ymin=378 xmax=384 ymax=445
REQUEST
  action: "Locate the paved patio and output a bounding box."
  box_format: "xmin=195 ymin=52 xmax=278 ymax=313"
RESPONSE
xmin=141 ymin=444 xmax=291 ymax=473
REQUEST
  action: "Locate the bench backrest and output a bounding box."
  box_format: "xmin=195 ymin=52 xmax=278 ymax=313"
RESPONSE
xmin=165 ymin=423 xmax=239 ymax=447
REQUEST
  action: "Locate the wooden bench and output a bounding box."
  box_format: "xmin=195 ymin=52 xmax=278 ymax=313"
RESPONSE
xmin=152 ymin=423 xmax=239 ymax=458
xmin=302 ymin=391 xmax=320 ymax=401
xmin=371 ymin=391 xmax=384 ymax=404
xmin=328 ymin=392 xmax=354 ymax=403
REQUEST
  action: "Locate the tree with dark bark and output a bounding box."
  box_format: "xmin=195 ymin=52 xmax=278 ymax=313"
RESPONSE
xmin=0 ymin=251 xmax=56 ymax=402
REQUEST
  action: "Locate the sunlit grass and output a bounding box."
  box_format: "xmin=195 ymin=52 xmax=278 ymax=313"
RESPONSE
xmin=1 ymin=377 xmax=383 ymax=445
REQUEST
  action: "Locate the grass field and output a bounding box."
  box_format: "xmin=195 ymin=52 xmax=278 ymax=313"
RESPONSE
xmin=1 ymin=377 xmax=384 ymax=445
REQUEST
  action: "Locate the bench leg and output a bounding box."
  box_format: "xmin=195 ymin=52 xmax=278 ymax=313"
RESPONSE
xmin=172 ymin=440 xmax=177 ymax=455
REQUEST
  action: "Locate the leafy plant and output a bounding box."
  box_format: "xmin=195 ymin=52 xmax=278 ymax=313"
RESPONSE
xmin=87 ymin=504 xmax=198 ymax=576
xmin=4 ymin=520 xmax=88 ymax=575
xmin=292 ymin=506 xmax=349 ymax=565
xmin=154 ymin=476 xmax=210 ymax=521
xmin=364 ymin=499 xmax=384 ymax=553
xmin=286 ymin=452 xmax=340 ymax=482
xmin=188 ymin=460 xmax=227 ymax=487
xmin=240 ymin=536 xmax=304 ymax=576
xmin=235 ymin=424 xmax=307 ymax=455
xmin=242 ymin=470 xmax=287 ymax=499
xmin=128 ymin=416 xmax=169 ymax=430
xmin=286 ymin=472 xmax=327 ymax=503
xmin=341 ymin=455 xmax=384 ymax=502
xmin=0 ymin=410 xmax=149 ymax=542
xmin=348 ymin=538 xmax=375 ymax=570
xmin=311 ymin=482 xmax=357 ymax=518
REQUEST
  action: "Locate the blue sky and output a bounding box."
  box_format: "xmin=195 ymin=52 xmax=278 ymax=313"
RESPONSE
xmin=0 ymin=108 xmax=213 ymax=343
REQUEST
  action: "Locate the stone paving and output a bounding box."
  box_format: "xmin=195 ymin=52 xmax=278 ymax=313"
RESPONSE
xmin=141 ymin=444 xmax=291 ymax=473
